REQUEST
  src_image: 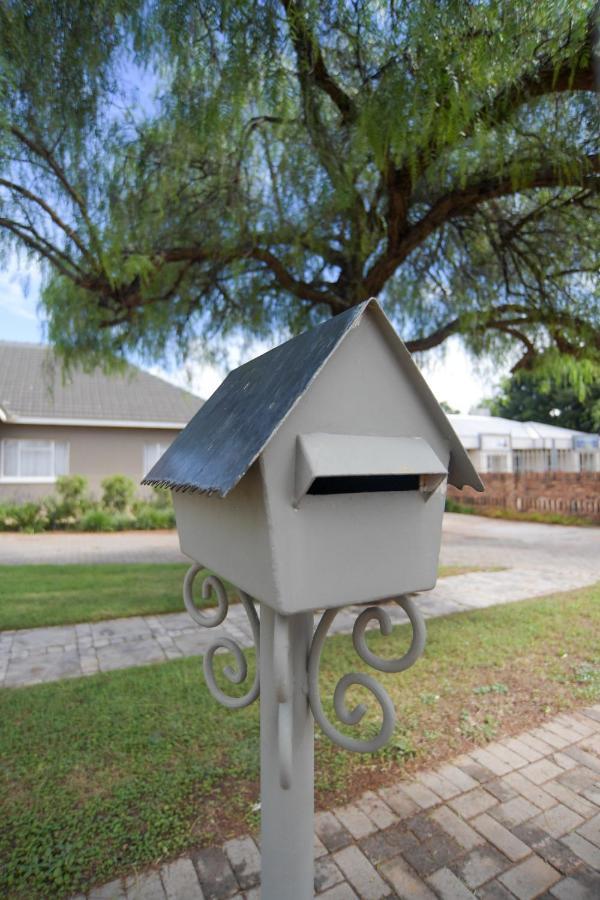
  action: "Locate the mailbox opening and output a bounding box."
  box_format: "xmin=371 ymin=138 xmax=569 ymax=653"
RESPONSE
xmin=295 ymin=433 xmax=448 ymax=505
xmin=307 ymin=473 xmax=420 ymax=495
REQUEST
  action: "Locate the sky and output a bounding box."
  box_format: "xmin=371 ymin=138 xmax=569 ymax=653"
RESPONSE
xmin=0 ymin=256 xmax=507 ymax=412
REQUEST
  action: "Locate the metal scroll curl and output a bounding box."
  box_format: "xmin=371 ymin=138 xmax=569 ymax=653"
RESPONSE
xmin=183 ymin=563 xmax=260 ymax=709
xmin=307 ymin=596 xmax=426 ymax=753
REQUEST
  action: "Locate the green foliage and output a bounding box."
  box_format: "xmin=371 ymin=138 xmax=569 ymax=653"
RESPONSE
xmin=0 ymin=476 xmax=174 ymax=533
xmin=445 ymin=497 xmax=594 ymax=527
xmin=101 ymin=474 xmax=136 ymax=513
xmin=0 ymin=1 xmax=598 ymax=372
xmin=489 ymin=356 xmax=600 ymax=432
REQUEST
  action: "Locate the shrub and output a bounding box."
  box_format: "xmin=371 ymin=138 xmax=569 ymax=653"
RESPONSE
xmin=133 ymin=504 xmax=176 ymax=530
xmin=0 ymin=501 xmax=48 ymax=533
xmin=101 ymin=475 xmax=136 ymax=513
xmin=55 ymin=475 xmax=89 ymax=517
xmin=78 ymin=508 xmax=117 ymax=532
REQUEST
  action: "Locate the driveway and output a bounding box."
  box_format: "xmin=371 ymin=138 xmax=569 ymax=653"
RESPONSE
xmin=1 ymin=514 xmax=598 ymax=576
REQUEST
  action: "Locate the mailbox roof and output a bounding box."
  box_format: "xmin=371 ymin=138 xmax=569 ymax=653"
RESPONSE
xmin=143 ymin=299 xmax=483 ymax=496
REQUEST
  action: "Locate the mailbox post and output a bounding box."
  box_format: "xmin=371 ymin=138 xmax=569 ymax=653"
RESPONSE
xmin=143 ymin=298 xmax=483 ymax=899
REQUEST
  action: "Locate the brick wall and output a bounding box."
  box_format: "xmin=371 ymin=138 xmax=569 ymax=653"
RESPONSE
xmin=448 ymin=472 xmax=600 ymax=522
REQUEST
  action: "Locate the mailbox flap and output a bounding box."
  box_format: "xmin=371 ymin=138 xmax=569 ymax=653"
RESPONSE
xmin=295 ymin=433 xmax=447 ymax=504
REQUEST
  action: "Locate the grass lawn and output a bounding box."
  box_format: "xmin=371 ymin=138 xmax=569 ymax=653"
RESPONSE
xmin=0 ymin=563 xmax=488 ymax=631
xmin=1 ymin=583 xmax=599 ymax=898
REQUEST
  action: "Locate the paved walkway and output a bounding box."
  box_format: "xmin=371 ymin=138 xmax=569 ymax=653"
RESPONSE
xmin=0 ymin=529 xmax=187 ymax=565
xmin=74 ymin=705 xmax=600 ymax=899
xmin=2 ymin=559 xmax=599 ymax=688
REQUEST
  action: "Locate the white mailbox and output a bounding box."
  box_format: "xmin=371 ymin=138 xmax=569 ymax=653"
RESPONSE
xmin=143 ymin=298 xmax=482 ymax=613
xmin=143 ymin=297 xmax=484 ymax=900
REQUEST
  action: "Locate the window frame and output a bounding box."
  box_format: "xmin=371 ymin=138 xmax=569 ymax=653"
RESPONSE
xmin=0 ymin=438 xmax=70 ymax=483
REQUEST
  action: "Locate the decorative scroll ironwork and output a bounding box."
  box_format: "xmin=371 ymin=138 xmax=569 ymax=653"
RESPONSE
xmin=183 ymin=564 xmax=260 ymax=709
xmin=307 ymin=596 xmax=426 ymax=753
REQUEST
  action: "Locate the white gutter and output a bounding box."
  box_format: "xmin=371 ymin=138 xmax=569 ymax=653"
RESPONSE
xmin=4 ymin=415 xmax=187 ymax=429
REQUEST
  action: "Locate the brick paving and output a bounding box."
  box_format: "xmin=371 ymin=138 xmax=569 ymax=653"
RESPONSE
xmin=72 ymin=706 xmax=600 ymax=899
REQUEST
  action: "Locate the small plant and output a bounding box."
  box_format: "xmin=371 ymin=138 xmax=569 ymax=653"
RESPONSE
xmin=55 ymin=474 xmax=89 ymax=517
xmin=459 ymin=709 xmax=499 ymax=742
xmin=473 ymin=683 xmax=509 ymax=695
xmin=101 ymin=475 xmax=136 ymax=513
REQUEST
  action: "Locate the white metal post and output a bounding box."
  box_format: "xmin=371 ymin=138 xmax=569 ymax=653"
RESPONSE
xmin=260 ymin=606 xmax=315 ymax=900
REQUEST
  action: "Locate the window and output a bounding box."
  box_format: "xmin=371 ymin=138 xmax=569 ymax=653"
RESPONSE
xmin=485 ymin=454 xmax=508 ymax=473
xmin=0 ymin=439 xmax=69 ymax=481
xmin=144 ymin=442 xmax=170 ymax=474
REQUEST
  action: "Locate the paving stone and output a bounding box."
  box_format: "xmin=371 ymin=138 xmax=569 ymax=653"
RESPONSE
xmin=427 ymin=867 xmax=478 ymax=899
xmin=531 ymin=728 xmax=569 ymax=751
xmin=356 ymin=790 xmax=399 ymax=829
xmin=448 ymin=788 xmax=498 ymax=819
xmin=314 ymin=834 xmax=328 ymax=858
xmin=543 ymin=721 xmax=581 ymax=745
xmin=332 ymin=845 xmax=389 ymax=900
xmin=453 ymin=756 xmax=496 ymax=785
xmin=576 ymin=811 xmax=600 ymax=848
xmin=486 ymin=743 xmax=529 ymax=770
xmin=555 ymin=715 xmax=594 ymax=738
xmin=437 ymin=764 xmax=480 ymax=793
xmin=451 ymin=845 xmax=510 ymax=889
xmin=490 ymin=797 xmax=540 ymax=828
xmin=88 ymin=879 xmax=127 ymax=899
xmin=561 ymin=832 xmax=600 ymax=868
xmin=556 ymin=766 xmax=599 ymax=795
xmin=580 ymin=707 xmax=600 ymax=726
xmin=472 ymin=813 xmax=530 ymax=862
xmin=379 ymin=855 xmax=437 ymax=899
xmin=419 ymin=769 xmax=462 ymax=800
xmin=579 ymin=733 xmax=600 ymax=755
xmin=335 ymin=802 xmax=378 ymax=839
xmin=562 ymin=746 xmax=600 ymax=775
xmin=318 ymin=884 xmax=359 ymax=899
xmin=470 ymin=749 xmax=512 ymax=777
xmin=401 ymin=780 xmax=441 ymax=810
xmin=549 ymin=870 xmax=600 ymax=900
xmin=314 ymin=811 xmax=353 ymax=851
xmin=502 ymin=772 xmax=557 ymax=810
xmin=485 ymin=778 xmax=520 ymax=803
xmin=161 ymin=857 xmax=205 ymax=899
xmin=551 ymin=751 xmax=578 ymax=771
xmin=407 ymin=813 xmax=446 ymax=843
xmin=377 ymin=784 xmax=420 ymax=819
xmin=498 ymin=855 xmax=560 ymax=899
xmin=509 ymin=824 xmax=583 ymax=877
xmin=314 ymin=855 xmax=344 ymax=893
xmin=223 ymin=836 xmax=260 ymax=889
xmin=530 ymin=804 xmax=584 ymax=839
xmin=403 ymin=833 xmax=465 ymax=878
xmin=501 ymin=738 xmax=543 ymax=763
xmin=359 ymin=826 xmax=418 ymax=865
xmin=520 ymin=760 xmax=564 ymax=785
xmin=124 ymin=871 xmax=166 ymax=900
xmin=195 ymin=847 xmax=238 ymax=900
xmin=543 ymin=779 xmax=597 ymax=816
xmin=431 ymin=806 xmax=485 ymax=850
xmin=475 ymin=879 xmax=516 ymax=899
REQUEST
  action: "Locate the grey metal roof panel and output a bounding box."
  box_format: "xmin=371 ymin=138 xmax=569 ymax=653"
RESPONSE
xmin=143 ymin=303 xmax=366 ymax=495
xmin=143 ymin=299 xmax=484 ymax=496
xmin=0 ymin=342 xmax=203 ymax=424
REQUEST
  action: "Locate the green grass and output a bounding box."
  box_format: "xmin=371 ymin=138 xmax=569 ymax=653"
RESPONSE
xmin=446 ymin=497 xmax=596 ymax=527
xmin=1 ymin=583 xmax=599 ymax=898
xmin=0 ymin=563 xmax=486 ymax=631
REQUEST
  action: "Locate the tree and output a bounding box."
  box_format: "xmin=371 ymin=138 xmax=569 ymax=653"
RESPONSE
xmin=440 ymin=401 xmax=460 ymax=415
xmin=489 ymin=360 xmax=600 ymax=432
xmin=0 ymin=1 xmax=598 ymax=371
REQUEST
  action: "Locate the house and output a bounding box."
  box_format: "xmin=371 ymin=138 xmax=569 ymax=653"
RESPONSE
xmin=449 ymin=412 xmax=600 ymax=474
xmin=144 ymin=298 xmax=482 ymax=612
xmin=0 ymin=341 xmax=203 ymax=502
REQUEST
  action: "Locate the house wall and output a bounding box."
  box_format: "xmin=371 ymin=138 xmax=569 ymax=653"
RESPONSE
xmin=447 ymin=472 xmax=600 ymax=522
xmin=0 ymin=423 xmax=181 ymax=503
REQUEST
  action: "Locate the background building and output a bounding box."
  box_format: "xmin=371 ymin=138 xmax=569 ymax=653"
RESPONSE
xmin=0 ymin=342 xmax=203 ymax=501
xmin=449 ymin=412 xmax=600 ymax=475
